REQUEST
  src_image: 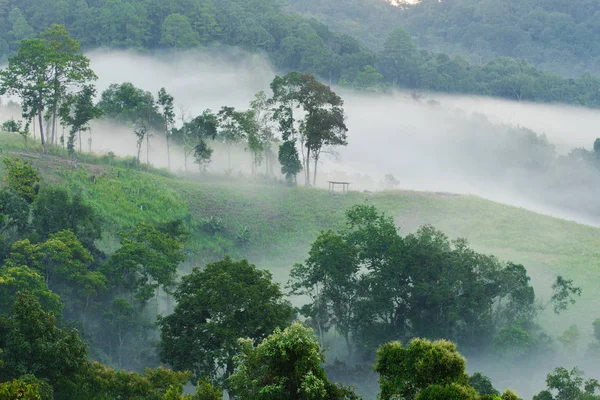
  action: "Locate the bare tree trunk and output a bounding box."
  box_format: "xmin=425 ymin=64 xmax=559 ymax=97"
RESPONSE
xmin=51 ymin=109 xmax=57 ymax=147
xmin=38 ymin=111 xmax=46 ymax=153
xmin=166 ymin=133 xmax=171 ymax=170
xmin=79 ymin=130 xmax=82 ymax=153
xmin=305 ymin=147 xmax=311 ymax=186
xmin=313 ymin=156 xmax=318 ymax=187
xmin=146 ymin=134 xmax=150 ymax=164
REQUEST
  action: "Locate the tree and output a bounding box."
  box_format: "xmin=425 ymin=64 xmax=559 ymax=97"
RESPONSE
xmin=250 ymin=91 xmax=276 ymax=179
xmin=292 ymin=204 xmax=540 ymax=357
xmin=289 ymin=229 xmax=361 ymax=353
xmin=0 ymin=25 xmax=96 ymax=153
xmin=0 ymin=265 xmax=61 ymax=317
xmin=217 ymin=106 xmax=247 ymax=171
xmin=105 ymin=222 xmax=186 ymax=305
xmin=270 ymin=72 xmax=347 ymax=186
xmin=160 ymin=13 xmax=201 ymax=49
xmin=1 ymin=157 xmax=40 ymax=204
xmin=97 ymin=82 xmax=162 ymax=162
xmin=469 ymin=373 xmax=499 ymax=397
xmin=299 ymin=73 xmax=348 ymax=186
xmin=59 ymin=84 xmax=102 ymax=154
xmin=0 ymin=292 xmax=87 ymax=395
xmin=270 ymin=72 xmax=304 ymax=183
xmin=172 ymin=109 xmax=218 ymax=172
xmin=158 ymin=87 xmax=176 ymax=170
xmin=550 ymin=276 xmax=582 ymax=314
xmin=158 ymin=257 xmax=293 ymax=389
xmin=533 ymin=367 xmax=600 ymax=400
xmin=278 ymin=140 xmax=302 ymax=184
xmin=378 ymin=27 xmax=422 ymax=88
xmin=4 ymin=230 xmax=106 ymax=321
xmin=0 ymin=189 xmax=29 ymax=259
xmin=374 ymin=338 xmax=471 ymax=400
xmin=229 ymin=322 xmax=360 ymax=400
xmin=42 ymin=25 xmax=97 ymax=148
xmin=31 ymin=186 xmax=102 ymax=255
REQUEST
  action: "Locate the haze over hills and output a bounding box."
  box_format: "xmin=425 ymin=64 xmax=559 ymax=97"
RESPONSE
xmin=1 ymin=1 xmax=600 ymax=399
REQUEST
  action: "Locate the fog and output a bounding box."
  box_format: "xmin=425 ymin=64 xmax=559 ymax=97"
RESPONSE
xmin=5 ymin=49 xmax=600 ymax=398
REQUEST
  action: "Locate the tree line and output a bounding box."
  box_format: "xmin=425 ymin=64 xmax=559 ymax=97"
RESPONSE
xmin=290 ymin=0 xmax=600 ymax=78
xmin=3 ymin=1 xmax=600 ymax=108
xmin=0 ymin=25 xmax=349 ymax=187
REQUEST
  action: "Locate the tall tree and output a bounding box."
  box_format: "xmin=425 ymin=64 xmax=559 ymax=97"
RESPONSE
xmin=59 ymin=84 xmax=102 ymax=154
xmin=270 ymin=72 xmax=347 ymax=186
xmin=229 ymin=322 xmax=359 ymax=400
xmin=0 ymin=25 xmax=96 ymax=153
xmin=299 ymin=74 xmax=347 ymax=185
xmin=158 ymin=257 xmax=293 ymax=389
xmin=158 ymin=87 xmax=175 ymax=170
xmin=172 ymin=109 xmax=218 ymax=172
xmin=97 ymin=82 xmax=161 ymax=162
xmin=217 ymin=106 xmax=246 ymax=172
xmin=250 ymin=91 xmax=276 ymax=178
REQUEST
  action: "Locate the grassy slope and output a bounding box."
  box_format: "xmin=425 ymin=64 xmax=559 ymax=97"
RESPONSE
xmin=1 ymin=131 xmax=598 ymax=337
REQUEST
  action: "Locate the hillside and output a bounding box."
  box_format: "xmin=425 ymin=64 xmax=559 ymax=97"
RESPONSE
xmin=2 ymin=131 xmax=598 ymax=339
xmin=289 ymin=0 xmax=600 ymax=77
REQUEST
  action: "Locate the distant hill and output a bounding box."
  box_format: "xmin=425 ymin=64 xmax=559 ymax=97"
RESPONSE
xmin=288 ymin=0 xmax=600 ymax=77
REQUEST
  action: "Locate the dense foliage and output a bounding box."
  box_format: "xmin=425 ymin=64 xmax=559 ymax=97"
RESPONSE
xmin=289 ymin=204 xmax=553 ymax=358
xmin=290 ymin=0 xmax=600 ymax=77
xmin=3 ymin=2 xmax=600 ymax=108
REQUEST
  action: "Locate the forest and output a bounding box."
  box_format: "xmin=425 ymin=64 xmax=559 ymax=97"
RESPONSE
xmin=3 ymin=0 xmax=600 ymax=107
xmin=290 ymin=0 xmax=600 ymax=77
xmin=0 ymin=2 xmax=600 ymax=400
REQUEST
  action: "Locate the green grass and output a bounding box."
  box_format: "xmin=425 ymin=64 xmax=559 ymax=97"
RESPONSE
xmin=1 ymin=130 xmax=599 ymax=337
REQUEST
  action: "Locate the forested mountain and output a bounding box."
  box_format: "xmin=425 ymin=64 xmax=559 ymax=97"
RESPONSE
xmin=289 ymin=0 xmax=600 ymax=77
xmin=4 ymin=0 xmax=600 ymax=107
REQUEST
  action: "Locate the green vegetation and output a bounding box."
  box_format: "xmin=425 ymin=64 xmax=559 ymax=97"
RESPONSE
xmin=3 ymin=3 xmax=600 ymax=107
xmin=290 ymin=0 xmax=600 ymax=78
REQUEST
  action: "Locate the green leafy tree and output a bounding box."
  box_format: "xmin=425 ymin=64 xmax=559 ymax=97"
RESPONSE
xmin=31 ymin=186 xmax=102 ymax=255
xmin=217 ymin=106 xmax=247 ymax=171
xmin=42 ymin=24 xmax=98 ymax=148
xmin=158 ymin=87 xmax=176 ymax=170
xmin=299 ymin=73 xmax=348 ymax=186
xmin=0 ymin=264 xmax=61 ymax=317
xmin=1 ymin=157 xmax=40 ymax=204
xmin=160 ymin=13 xmax=201 ymax=49
xmin=378 ymin=27 xmax=422 ymax=88
xmin=59 ymin=84 xmax=103 ymax=154
xmin=4 ymin=230 xmax=105 ymax=321
xmin=270 ymin=72 xmax=347 ymax=186
xmin=105 ymin=222 xmax=186 ymax=305
xmin=0 ymin=292 xmax=87 ymax=396
xmin=278 ymin=140 xmax=302 ymax=184
xmin=172 ymin=109 xmax=218 ymax=172
xmin=158 ymin=256 xmax=293 ymax=388
xmin=550 ymin=276 xmax=582 ymax=314
xmin=557 ymin=325 xmax=580 ymax=350
xmin=0 ymin=377 xmax=41 ymax=400
xmin=250 ymin=90 xmax=276 ymax=178
xmin=0 ymin=189 xmax=29 ymax=259
xmin=97 ymin=82 xmax=162 ymax=163
xmin=229 ymin=322 xmax=360 ymax=400
xmin=0 ymin=25 xmax=96 ymax=153
xmin=289 ymin=229 xmax=360 ymax=354
xmin=469 ymin=373 xmax=500 ymax=397
xmin=533 ymin=367 xmax=600 ymax=400
xmin=375 ymin=338 xmax=471 ymax=400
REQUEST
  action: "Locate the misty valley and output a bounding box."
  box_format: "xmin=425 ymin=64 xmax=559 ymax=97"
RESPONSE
xmin=1 ymin=1 xmax=600 ymax=399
